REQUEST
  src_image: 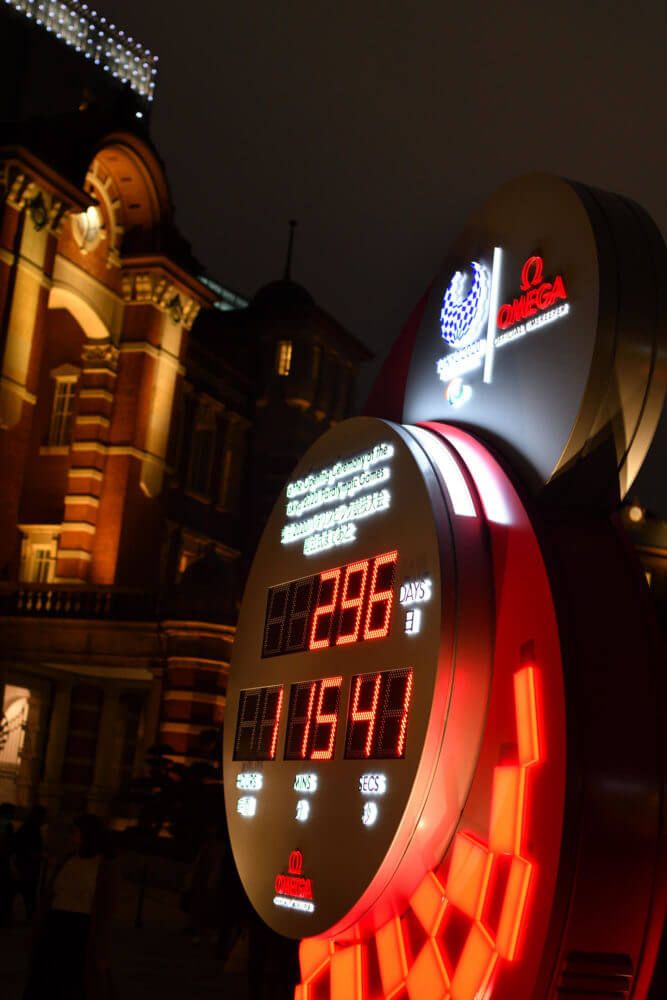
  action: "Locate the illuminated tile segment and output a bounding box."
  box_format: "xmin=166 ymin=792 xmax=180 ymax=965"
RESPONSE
xmin=410 ymin=871 xmax=447 ymax=933
xmin=449 ymin=924 xmax=497 ymax=1000
xmin=376 ymin=917 xmax=409 ymax=998
xmin=406 ymin=938 xmax=450 ymax=1000
xmin=296 ymin=664 xmax=545 ymax=1000
xmin=445 ymin=834 xmax=494 ymax=920
xmin=514 ymin=666 xmax=541 ymax=766
xmin=488 ymin=765 xmax=525 ymax=855
xmin=496 ymin=856 xmax=533 ymax=960
xmin=330 ymin=943 xmax=365 ymax=1000
xmin=299 ymin=937 xmax=334 ymax=984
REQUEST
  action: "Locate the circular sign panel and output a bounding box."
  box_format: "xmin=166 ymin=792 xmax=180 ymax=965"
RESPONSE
xmin=402 ymin=174 xmax=666 ymax=504
xmin=223 ymin=416 xmax=494 ymax=938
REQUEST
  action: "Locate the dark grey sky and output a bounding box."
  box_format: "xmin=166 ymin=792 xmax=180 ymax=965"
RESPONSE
xmin=99 ymin=0 xmax=666 ymax=507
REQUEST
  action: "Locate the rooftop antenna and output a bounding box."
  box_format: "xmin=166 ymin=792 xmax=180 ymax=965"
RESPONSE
xmin=284 ymin=219 xmax=298 ymax=280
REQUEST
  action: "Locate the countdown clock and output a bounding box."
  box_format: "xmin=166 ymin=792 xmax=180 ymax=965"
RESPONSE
xmin=223 ymin=173 xmax=667 ymax=1000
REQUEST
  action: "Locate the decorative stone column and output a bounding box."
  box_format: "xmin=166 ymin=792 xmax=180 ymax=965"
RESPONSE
xmin=38 ymin=680 xmax=73 ymax=813
xmin=87 ymin=685 xmax=120 ymax=816
xmin=57 ymin=341 xmax=119 ymax=583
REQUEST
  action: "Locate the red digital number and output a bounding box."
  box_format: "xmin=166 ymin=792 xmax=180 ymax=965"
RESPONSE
xmin=383 ymin=670 xmax=413 ymax=757
xmin=258 ymin=686 xmax=284 ymax=760
xmin=300 ymin=682 xmax=318 ymax=758
xmin=349 ymin=673 xmax=382 ymax=757
xmin=311 ymin=676 xmax=343 ymax=759
xmin=345 ymin=668 xmax=413 ymax=759
xmin=233 ymin=685 xmax=284 ymax=761
xmin=336 ymin=559 xmax=370 ymax=645
xmin=309 ymin=568 xmax=341 ymax=650
xmin=364 ymin=551 xmax=398 ymax=640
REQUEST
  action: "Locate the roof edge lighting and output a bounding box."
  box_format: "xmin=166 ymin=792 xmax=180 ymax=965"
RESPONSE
xmin=7 ymin=0 xmax=159 ymax=102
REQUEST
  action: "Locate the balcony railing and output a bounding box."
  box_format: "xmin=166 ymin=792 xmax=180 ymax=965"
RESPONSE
xmin=0 ymin=582 xmax=159 ymax=620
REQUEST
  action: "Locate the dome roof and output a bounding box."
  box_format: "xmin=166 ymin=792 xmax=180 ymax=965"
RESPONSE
xmin=251 ymin=279 xmax=315 ymax=316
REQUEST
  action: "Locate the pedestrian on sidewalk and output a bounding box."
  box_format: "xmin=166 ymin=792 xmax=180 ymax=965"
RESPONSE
xmin=13 ymin=805 xmax=46 ymax=920
xmin=23 ymin=813 xmax=117 ymax=1000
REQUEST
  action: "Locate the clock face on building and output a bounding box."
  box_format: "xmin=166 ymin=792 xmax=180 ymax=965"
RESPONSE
xmin=223 ymin=416 xmax=496 ymax=938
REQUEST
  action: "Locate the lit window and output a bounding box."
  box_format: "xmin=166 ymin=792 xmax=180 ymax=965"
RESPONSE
xmin=49 ymin=380 xmax=77 ymax=446
xmin=19 ymin=526 xmax=59 ymax=583
xmin=33 ymin=547 xmax=54 ymax=582
xmin=276 ymin=340 xmax=293 ymax=376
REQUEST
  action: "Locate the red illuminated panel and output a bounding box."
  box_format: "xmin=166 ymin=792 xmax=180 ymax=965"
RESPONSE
xmin=336 ymin=560 xmax=370 ymax=645
xmin=345 ymin=668 xmax=413 ymax=759
xmin=376 ymin=917 xmax=409 ymax=999
xmin=514 ymin=665 xmax=541 ymax=766
xmin=363 ymin=551 xmax=397 ymax=640
xmin=309 ymin=568 xmax=341 ymax=650
xmin=233 ymin=685 xmax=284 ymax=761
xmin=285 ymin=678 xmax=343 ymax=760
xmin=297 ymin=665 xmax=545 ymax=998
xmin=264 ymin=551 xmax=398 ymax=657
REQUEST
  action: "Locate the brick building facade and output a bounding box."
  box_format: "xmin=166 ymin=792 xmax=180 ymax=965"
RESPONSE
xmin=0 ymin=3 xmax=371 ymax=816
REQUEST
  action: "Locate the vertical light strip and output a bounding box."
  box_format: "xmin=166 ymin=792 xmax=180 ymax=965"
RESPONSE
xmin=406 ymin=425 xmax=476 ymax=517
xmin=483 ymin=246 xmax=503 ymax=384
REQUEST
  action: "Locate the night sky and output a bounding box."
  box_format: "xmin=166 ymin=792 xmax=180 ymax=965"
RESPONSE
xmin=97 ymin=0 xmax=666 ymax=508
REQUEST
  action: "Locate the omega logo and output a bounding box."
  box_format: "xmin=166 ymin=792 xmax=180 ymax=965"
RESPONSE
xmin=497 ymin=254 xmax=567 ymax=331
xmin=288 ymin=850 xmax=303 ymax=875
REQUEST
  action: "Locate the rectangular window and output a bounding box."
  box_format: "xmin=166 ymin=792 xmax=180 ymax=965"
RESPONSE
xmin=49 ymin=380 xmax=76 ymax=446
xmin=19 ymin=528 xmax=59 ymax=583
xmin=33 ymin=546 xmax=54 ymax=582
xmin=276 ymin=340 xmax=292 ymax=376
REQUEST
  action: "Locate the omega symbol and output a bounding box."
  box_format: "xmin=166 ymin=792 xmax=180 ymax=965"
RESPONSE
xmin=288 ymin=850 xmax=303 ymax=875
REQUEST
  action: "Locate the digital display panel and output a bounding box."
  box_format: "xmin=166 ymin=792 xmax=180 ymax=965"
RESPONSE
xmin=345 ymin=668 xmax=413 ymax=759
xmin=233 ymin=668 xmax=414 ymax=764
xmin=284 ymin=677 xmax=343 ymax=760
xmin=223 ymin=416 xmax=495 ymax=940
xmin=262 ymin=551 xmax=398 ymax=657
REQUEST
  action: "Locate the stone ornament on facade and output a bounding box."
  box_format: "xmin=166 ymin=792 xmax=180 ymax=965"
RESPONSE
xmin=121 ymin=270 xmax=201 ymax=329
xmin=81 ymin=166 xmax=122 ymax=270
xmin=2 ymin=166 xmax=69 ymax=236
xmin=81 ymin=341 xmax=120 ymax=372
